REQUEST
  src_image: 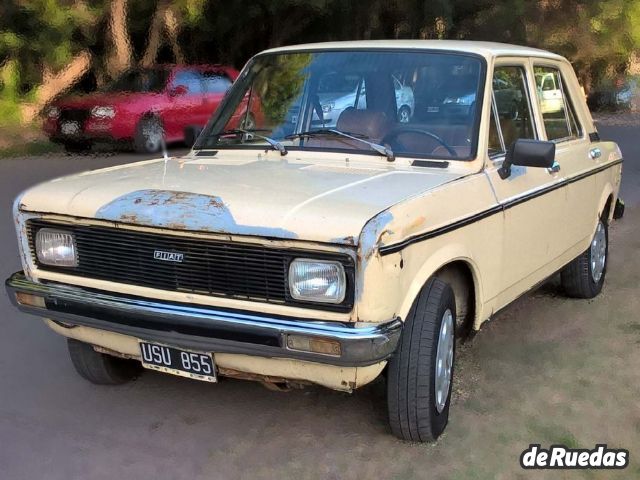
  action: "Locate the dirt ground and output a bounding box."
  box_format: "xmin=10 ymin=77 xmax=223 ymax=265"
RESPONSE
xmin=0 ymin=116 xmax=637 ymax=479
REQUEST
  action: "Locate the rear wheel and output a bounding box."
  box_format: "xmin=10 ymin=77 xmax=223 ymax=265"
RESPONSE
xmin=239 ymin=113 xmax=256 ymax=130
xmin=67 ymin=339 xmax=141 ymax=385
xmin=134 ymin=116 xmax=164 ymax=154
xmin=387 ymin=278 xmax=456 ymax=442
xmin=561 ymin=218 xmax=608 ymax=298
xmin=398 ymin=105 xmax=411 ymax=124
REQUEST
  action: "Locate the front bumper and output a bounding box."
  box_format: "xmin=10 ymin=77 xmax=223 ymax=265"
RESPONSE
xmin=5 ymin=272 xmax=401 ymax=367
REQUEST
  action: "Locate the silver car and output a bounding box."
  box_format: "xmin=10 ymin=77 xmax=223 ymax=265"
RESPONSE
xmin=315 ymin=73 xmax=415 ymax=127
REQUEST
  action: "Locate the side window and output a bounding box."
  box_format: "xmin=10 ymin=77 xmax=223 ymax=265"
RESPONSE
xmin=533 ymin=66 xmax=582 ymax=141
xmin=491 ymin=66 xmax=536 ymax=152
xmin=202 ymin=71 xmax=233 ymax=93
xmin=171 ymin=70 xmax=204 ymax=95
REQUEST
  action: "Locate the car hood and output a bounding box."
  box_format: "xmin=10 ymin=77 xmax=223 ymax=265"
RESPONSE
xmin=17 ymin=152 xmax=465 ymax=246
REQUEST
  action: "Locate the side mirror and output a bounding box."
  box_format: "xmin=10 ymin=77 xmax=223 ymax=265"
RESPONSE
xmin=498 ymin=139 xmax=555 ymax=179
xmin=169 ymin=85 xmax=188 ymax=97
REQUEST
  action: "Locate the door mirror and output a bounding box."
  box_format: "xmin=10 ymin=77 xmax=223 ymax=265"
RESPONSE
xmin=169 ymin=85 xmax=188 ymax=97
xmin=498 ymin=139 xmax=556 ymax=179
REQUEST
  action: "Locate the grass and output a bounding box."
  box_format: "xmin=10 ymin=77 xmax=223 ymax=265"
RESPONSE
xmin=0 ymin=122 xmax=61 ymax=159
xmin=0 ymin=138 xmax=62 ymax=158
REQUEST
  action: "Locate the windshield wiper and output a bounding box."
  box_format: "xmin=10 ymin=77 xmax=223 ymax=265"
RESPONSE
xmin=220 ymin=129 xmax=287 ymax=156
xmin=286 ymin=129 xmax=394 ymax=161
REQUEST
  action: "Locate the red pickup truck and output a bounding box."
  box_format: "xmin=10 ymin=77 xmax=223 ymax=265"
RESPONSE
xmin=43 ymin=65 xmax=243 ymax=153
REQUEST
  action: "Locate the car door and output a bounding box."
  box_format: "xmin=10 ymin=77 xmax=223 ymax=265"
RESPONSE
xmin=484 ymin=59 xmax=568 ymax=307
xmin=531 ymin=63 xmax=596 ymax=253
xmin=164 ymin=69 xmax=206 ymax=140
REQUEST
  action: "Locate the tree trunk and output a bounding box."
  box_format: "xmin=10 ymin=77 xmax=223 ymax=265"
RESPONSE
xmin=164 ymin=7 xmax=184 ymax=64
xmin=21 ymin=51 xmax=92 ymax=123
xmin=141 ymin=1 xmax=169 ymax=68
xmin=107 ymin=0 xmax=133 ymax=78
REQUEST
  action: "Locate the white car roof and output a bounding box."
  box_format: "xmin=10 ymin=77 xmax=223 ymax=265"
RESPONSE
xmin=261 ymin=40 xmax=566 ymax=62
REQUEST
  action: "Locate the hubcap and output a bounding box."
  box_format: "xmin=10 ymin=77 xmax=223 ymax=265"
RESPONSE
xmin=590 ymin=221 xmax=607 ymax=283
xmin=143 ymin=121 xmax=163 ymax=152
xmin=435 ymin=308 xmax=454 ymax=413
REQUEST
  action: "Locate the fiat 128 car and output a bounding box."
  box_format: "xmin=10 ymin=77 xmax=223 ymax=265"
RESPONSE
xmin=6 ymin=41 xmax=624 ymax=442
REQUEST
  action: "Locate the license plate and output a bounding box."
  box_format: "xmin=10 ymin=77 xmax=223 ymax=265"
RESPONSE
xmin=60 ymin=121 xmax=80 ymax=135
xmin=139 ymin=341 xmax=217 ymax=382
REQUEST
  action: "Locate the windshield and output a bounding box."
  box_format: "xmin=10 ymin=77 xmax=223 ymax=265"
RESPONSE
xmin=104 ymin=68 xmax=170 ymax=93
xmin=196 ymin=50 xmax=484 ymax=160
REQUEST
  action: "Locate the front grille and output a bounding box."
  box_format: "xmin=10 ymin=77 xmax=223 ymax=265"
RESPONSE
xmin=28 ymin=220 xmax=354 ymax=311
xmin=59 ymin=108 xmax=90 ymax=125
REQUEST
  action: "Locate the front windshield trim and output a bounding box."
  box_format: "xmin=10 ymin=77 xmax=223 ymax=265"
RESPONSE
xmin=194 ymin=48 xmax=487 ymax=162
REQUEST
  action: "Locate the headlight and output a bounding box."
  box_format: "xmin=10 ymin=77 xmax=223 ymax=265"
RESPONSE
xmin=35 ymin=229 xmax=78 ymax=267
xmin=47 ymin=107 xmax=60 ymax=119
xmin=322 ymin=102 xmax=334 ymax=113
xmin=289 ymin=258 xmax=346 ymax=304
xmin=91 ymin=106 xmax=115 ymax=119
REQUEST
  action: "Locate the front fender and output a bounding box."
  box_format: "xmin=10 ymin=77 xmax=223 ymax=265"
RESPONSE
xmin=395 ymin=243 xmax=484 ymax=327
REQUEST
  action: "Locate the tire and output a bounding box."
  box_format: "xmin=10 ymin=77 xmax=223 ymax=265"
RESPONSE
xmin=561 ymin=218 xmax=608 ymax=298
xmin=398 ymin=105 xmax=411 ymax=124
xmin=67 ymin=338 xmax=141 ymax=385
xmin=63 ymin=141 xmax=92 ymax=154
xmin=387 ymin=278 xmax=456 ymax=442
xmin=239 ymin=113 xmax=256 ymax=130
xmin=134 ymin=116 xmax=164 ymax=154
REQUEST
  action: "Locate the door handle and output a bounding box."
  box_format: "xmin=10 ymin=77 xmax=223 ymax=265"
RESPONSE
xmin=547 ymin=161 xmax=561 ymax=174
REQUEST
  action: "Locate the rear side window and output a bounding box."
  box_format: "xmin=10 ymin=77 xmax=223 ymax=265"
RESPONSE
xmin=203 ymin=72 xmax=233 ymax=93
xmin=533 ymin=66 xmax=582 ymax=141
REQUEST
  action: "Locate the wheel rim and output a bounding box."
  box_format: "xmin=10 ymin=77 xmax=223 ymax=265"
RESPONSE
xmin=143 ymin=120 xmax=162 ymax=152
xmin=590 ymin=221 xmax=607 ymax=283
xmin=399 ymin=108 xmax=410 ymax=123
xmin=435 ymin=308 xmax=454 ymax=413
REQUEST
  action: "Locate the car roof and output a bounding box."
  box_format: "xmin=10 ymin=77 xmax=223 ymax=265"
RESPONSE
xmin=261 ymin=40 xmax=566 ymax=62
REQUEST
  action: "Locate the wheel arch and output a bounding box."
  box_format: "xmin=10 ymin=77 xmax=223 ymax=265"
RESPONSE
xmin=599 ymin=190 xmax=614 ymax=224
xmin=397 ymin=246 xmax=484 ymax=336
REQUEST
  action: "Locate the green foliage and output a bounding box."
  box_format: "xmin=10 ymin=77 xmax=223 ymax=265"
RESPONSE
xmin=253 ymin=53 xmax=312 ymax=124
xmin=0 ymin=0 xmax=638 ymax=128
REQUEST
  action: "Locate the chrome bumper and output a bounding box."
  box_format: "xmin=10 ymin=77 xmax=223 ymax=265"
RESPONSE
xmin=5 ymin=272 xmax=401 ymax=367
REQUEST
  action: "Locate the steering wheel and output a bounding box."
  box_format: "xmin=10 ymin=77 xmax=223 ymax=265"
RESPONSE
xmin=382 ymin=127 xmax=458 ymax=158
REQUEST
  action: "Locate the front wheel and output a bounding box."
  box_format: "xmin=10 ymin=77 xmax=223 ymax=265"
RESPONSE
xmin=561 ymin=218 xmax=608 ymax=298
xmin=67 ymin=339 xmax=141 ymax=385
xmin=134 ymin=116 xmax=164 ymax=154
xmin=387 ymin=278 xmax=456 ymax=442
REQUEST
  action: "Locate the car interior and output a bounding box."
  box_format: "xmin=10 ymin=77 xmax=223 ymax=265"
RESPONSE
xmin=299 ymin=69 xmax=477 ymax=159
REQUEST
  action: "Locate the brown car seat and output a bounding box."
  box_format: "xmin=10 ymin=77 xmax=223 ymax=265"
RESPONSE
xmin=336 ymin=107 xmax=390 ymax=142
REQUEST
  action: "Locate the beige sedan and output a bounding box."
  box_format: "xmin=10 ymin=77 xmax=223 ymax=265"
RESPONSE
xmin=6 ymin=40 xmax=623 ymax=442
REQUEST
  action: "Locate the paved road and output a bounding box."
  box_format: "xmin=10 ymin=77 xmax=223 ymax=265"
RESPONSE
xmin=0 ymin=119 xmax=637 ymax=479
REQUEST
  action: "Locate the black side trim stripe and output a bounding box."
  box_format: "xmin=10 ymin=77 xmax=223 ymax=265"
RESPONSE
xmin=379 ymin=159 xmax=623 ymax=256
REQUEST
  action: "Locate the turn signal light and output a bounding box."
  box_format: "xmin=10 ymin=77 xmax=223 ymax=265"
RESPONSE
xmin=15 ymin=292 xmax=46 ymax=308
xmin=286 ymin=335 xmax=341 ymax=357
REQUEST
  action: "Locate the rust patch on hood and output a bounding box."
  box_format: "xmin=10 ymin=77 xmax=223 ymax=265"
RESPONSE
xmin=95 ymin=189 xmax=297 ymax=238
